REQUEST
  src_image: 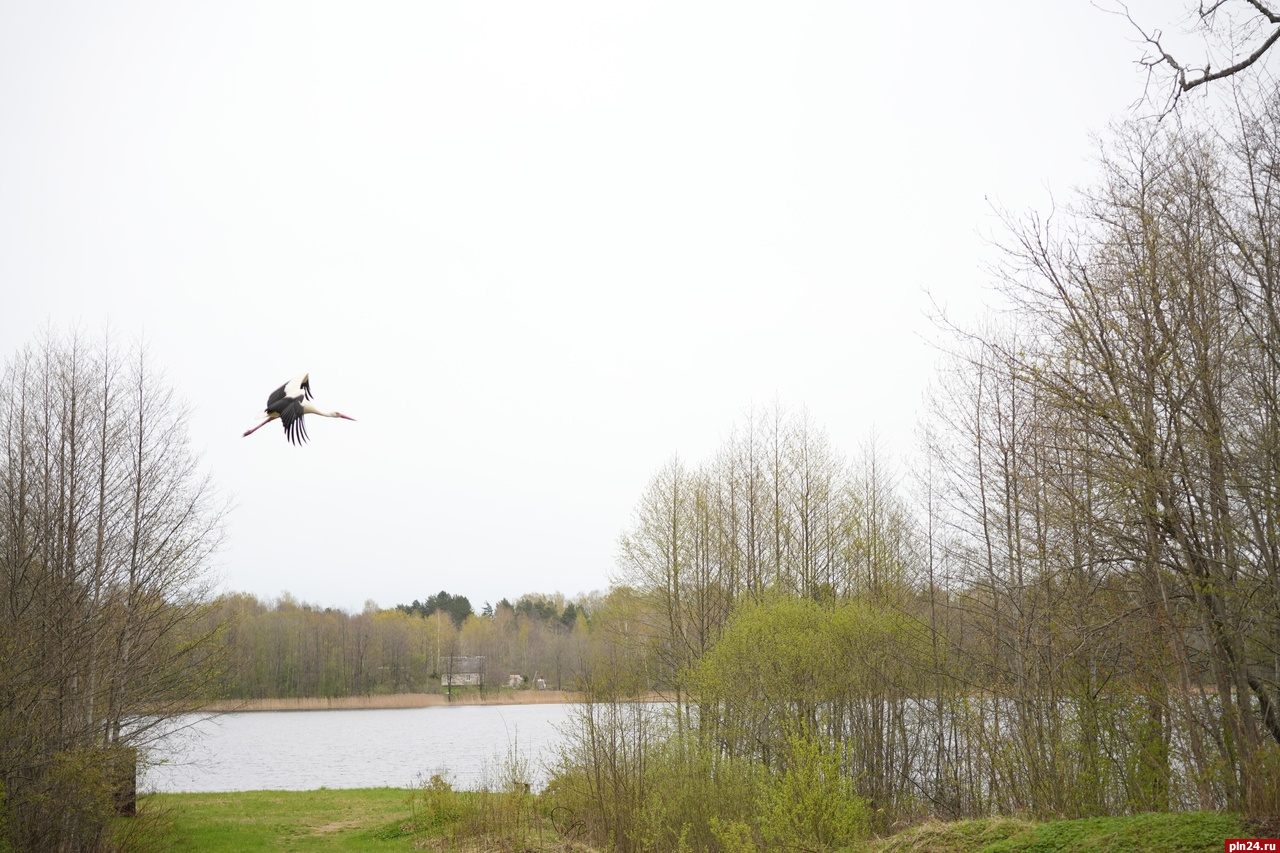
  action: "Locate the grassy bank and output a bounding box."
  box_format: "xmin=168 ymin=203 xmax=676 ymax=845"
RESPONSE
xmin=145 ymin=786 xmax=585 ymax=852
xmin=142 ymin=789 xmax=1256 ymax=852
xmin=865 ymin=812 xmax=1253 ymax=852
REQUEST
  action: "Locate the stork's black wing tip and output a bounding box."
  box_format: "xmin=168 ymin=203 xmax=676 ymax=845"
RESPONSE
xmin=284 ymin=416 xmax=309 ymax=446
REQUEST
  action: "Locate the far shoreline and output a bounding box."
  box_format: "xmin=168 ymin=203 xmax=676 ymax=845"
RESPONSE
xmin=197 ymin=689 xmax=588 ymax=713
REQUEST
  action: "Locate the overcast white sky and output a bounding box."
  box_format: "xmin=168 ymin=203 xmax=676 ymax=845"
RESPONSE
xmin=1 ymin=2 xmax=1188 ymax=612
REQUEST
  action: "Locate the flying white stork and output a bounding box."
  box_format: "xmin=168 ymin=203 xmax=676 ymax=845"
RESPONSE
xmin=242 ymin=373 xmax=355 ymax=445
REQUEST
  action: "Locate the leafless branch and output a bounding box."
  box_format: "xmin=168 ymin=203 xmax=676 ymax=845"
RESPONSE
xmin=1104 ymin=0 xmax=1280 ymax=114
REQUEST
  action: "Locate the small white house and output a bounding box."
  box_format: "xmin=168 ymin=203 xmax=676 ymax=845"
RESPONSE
xmin=441 ymin=655 xmax=485 ymax=686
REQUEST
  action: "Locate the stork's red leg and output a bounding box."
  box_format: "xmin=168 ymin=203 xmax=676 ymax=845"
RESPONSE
xmin=242 ymin=417 xmax=274 ymax=437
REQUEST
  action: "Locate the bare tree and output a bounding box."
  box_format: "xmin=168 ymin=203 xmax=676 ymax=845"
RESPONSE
xmin=616 ymin=456 xmax=698 ymax=709
xmin=0 ymin=329 xmax=226 ymax=851
xmin=978 ymin=110 xmax=1280 ymax=810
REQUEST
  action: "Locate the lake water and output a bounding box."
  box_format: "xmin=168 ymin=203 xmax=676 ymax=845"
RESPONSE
xmin=141 ymin=703 xmax=578 ymax=793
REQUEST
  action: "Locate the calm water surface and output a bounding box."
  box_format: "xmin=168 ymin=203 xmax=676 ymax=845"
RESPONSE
xmin=142 ymin=703 xmax=577 ymax=793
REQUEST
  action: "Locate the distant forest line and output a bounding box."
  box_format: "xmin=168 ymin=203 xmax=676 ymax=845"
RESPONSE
xmin=199 ymin=589 xmax=594 ymax=699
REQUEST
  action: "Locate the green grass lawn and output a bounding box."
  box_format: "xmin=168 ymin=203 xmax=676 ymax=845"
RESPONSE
xmin=144 ymin=789 xmax=1257 ymax=853
xmin=144 ymin=789 xmax=424 ymax=852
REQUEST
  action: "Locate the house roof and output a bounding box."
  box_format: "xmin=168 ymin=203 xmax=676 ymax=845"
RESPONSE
xmin=447 ymin=655 xmax=485 ymax=674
